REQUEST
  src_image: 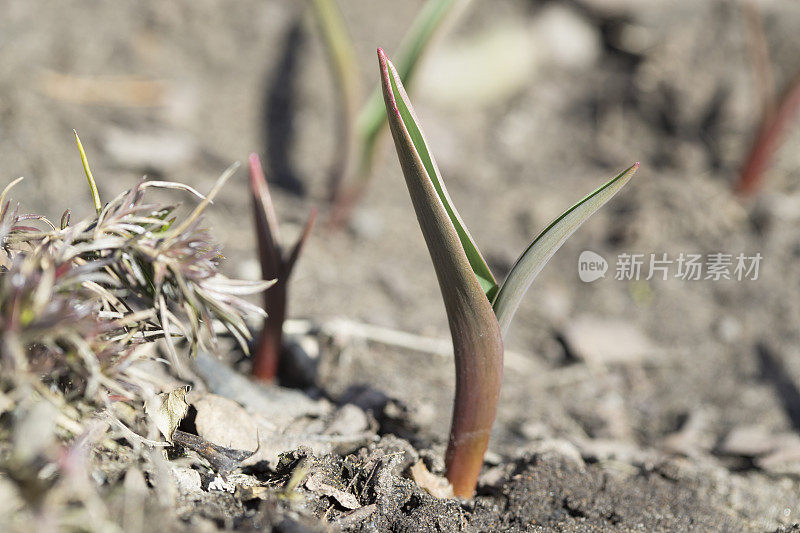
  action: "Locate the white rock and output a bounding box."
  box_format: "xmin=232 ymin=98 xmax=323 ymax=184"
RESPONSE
xmin=104 ymin=129 xmax=197 ymax=171
xmin=325 ymin=404 xmax=370 ymax=436
xmin=192 ymin=352 xmax=330 ymax=427
xmin=418 ymin=18 xmax=540 ymax=108
xmin=529 ymin=439 xmax=585 ymax=467
xmin=208 ymin=475 xmax=236 ymax=493
xmin=13 ymin=400 xmax=58 ymax=462
xmin=720 ymin=425 xmax=797 ymax=457
xmin=193 ymin=393 xmax=259 ymax=452
xmin=533 ymin=4 xmax=601 ymax=70
xmin=562 ymin=316 xmax=654 ymax=364
xmin=349 ymin=208 xmax=384 ymax=240
xmin=715 ymin=316 xmax=742 ymax=343
xmin=171 ymin=467 xmax=202 ymax=494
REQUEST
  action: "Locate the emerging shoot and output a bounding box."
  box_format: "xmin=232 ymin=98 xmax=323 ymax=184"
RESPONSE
xmin=249 ymin=153 xmax=317 ymax=382
xmin=379 ymin=48 xmax=639 ymax=497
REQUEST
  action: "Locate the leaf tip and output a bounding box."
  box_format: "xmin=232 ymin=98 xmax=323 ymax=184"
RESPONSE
xmin=248 ymin=152 xmax=265 ymax=188
xmin=377 ymin=47 xmax=389 ymax=82
xmin=378 ymin=48 xmax=402 ymax=120
xmin=73 ymin=129 xmax=102 ymax=214
xmin=248 ymin=152 xmax=260 ymax=169
xmin=627 ymin=161 xmax=641 ymax=178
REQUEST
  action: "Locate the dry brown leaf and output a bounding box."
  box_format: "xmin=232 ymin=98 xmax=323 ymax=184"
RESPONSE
xmin=304 ymin=472 xmax=360 ymax=510
xmin=145 ymin=385 xmax=190 ymax=442
xmin=409 ymin=460 xmax=453 ymax=499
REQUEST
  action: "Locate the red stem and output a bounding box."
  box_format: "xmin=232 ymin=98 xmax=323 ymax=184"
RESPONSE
xmin=251 ymin=278 xmax=287 ymax=381
xmin=443 ymin=308 xmax=504 ymax=498
xmin=249 ymin=153 xmax=283 ymax=382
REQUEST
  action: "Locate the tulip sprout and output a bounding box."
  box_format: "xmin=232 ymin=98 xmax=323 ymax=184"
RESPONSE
xmin=249 ymin=153 xmax=317 ymax=382
xmin=379 ymin=48 xmax=639 ymax=497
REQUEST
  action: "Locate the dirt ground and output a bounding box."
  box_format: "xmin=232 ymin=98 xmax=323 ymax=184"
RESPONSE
xmin=4 ymin=0 xmax=800 ymax=531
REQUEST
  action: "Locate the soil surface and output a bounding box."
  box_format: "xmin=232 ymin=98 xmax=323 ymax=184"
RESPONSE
xmin=3 ymin=0 xmax=800 ymax=531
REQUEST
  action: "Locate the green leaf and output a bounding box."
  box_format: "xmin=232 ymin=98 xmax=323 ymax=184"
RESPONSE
xmin=382 ymin=49 xmax=497 ymax=300
xmin=73 ymin=130 xmax=102 ymax=215
xmin=354 ymin=0 xmax=470 ymax=185
xmin=492 ymin=163 xmax=640 ymax=337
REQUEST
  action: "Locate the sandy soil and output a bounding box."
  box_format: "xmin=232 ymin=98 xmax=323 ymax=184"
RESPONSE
xmin=4 ymin=0 xmax=800 ymax=531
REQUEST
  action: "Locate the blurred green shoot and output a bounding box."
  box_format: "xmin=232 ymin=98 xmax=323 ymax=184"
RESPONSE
xmin=249 ymin=153 xmax=317 ymax=382
xmin=308 ymin=0 xmax=470 ymax=224
xmin=309 ymin=0 xmax=361 ymax=205
xmin=379 ymin=48 xmax=639 ymax=497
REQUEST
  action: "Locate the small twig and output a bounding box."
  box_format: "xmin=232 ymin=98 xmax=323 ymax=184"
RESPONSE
xmin=39 ymin=70 xmax=167 ymax=107
xmin=283 ymin=318 xmax=534 ymax=372
xmin=165 ymin=162 xmax=239 ymax=240
xmin=172 ymin=429 xmax=255 ymax=475
xmin=0 ymin=177 xmax=24 ymax=208
xmin=102 ymin=411 xmax=172 ymax=448
xmin=332 ymin=504 xmax=377 ymax=528
xmin=264 ymin=431 xmax=376 ymax=446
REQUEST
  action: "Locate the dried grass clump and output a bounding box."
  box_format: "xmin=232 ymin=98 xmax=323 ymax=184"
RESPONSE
xmin=0 ymin=151 xmax=270 ymax=531
xmin=0 ymin=165 xmax=268 ymax=398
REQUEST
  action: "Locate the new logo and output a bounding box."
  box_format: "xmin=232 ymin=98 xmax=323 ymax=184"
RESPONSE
xmin=578 ymin=250 xmax=607 ymax=282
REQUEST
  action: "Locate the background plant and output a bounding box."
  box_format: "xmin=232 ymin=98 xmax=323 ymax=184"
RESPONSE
xmin=734 ymin=1 xmax=800 ymax=196
xmin=309 ymin=0 xmax=471 ymax=224
xmin=735 ymin=73 xmax=800 ymax=196
xmin=379 ymin=48 xmax=639 ymax=497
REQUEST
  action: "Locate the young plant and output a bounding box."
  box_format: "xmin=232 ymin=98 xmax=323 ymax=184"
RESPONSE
xmin=249 ymin=153 xmax=317 ymax=382
xmin=308 ymin=0 xmax=470 ymax=223
xmin=378 ymin=48 xmax=639 ymax=497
